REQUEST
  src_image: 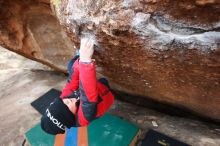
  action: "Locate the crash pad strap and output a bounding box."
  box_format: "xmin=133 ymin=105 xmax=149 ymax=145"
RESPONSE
xmin=78 ymin=126 xmax=88 ymax=146
xmin=54 ymin=134 xmax=65 ymax=146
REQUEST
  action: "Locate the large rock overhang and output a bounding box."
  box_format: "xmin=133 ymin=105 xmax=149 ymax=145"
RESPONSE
xmin=0 ymin=0 xmax=220 ymax=121
xmin=52 ymin=0 xmax=220 ymax=121
xmin=0 ymin=0 xmax=74 ymax=72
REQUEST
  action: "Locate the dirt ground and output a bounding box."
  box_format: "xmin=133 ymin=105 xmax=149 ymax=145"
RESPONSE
xmin=0 ymin=47 xmax=220 ymax=146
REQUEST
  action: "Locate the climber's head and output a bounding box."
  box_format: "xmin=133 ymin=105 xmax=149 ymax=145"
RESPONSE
xmin=41 ymin=98 xmax=76 ymax=135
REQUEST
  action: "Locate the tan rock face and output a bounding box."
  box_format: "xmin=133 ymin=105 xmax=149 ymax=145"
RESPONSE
xmin=0 ymin=0 xmax=74 ymax=72
xmin=0 ymin=0 xmax=220 ymax=121
xmin=52 ymin=0 xmax=220 ymax=120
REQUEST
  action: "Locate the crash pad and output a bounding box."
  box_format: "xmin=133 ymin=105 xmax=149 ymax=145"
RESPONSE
xmin=141 ymin=129 xmax=190 ymax=146
xmin=25 ymin=114 xmax=141 ymax=146
xmin=25 ymin=123 xmax=55 ymax=146
xmin=87 ymin=113 xmax=140 ymax=146
xmin=31 ymin=88 xmax=61 ymax=115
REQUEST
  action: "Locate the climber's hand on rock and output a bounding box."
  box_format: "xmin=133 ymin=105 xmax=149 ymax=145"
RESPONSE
xmin=79 ymin=37 xmax=95 ymax=62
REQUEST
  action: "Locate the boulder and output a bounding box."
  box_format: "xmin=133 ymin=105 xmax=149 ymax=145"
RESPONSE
xmin=0 ymin=0 xmax=74 ymax=72
xmin=0 ymin=0 xmax=220 ymax=121
xmin=52 ymin=0 xmax=220 ymax=121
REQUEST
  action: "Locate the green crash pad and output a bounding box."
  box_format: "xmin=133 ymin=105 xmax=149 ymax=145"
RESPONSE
xmin=88 ymin=113 xmax=140 ymax=146
xmin=25 ymin=114 xmax=140 ymax=146
xmin=25 ymin=123 xmax=55 ymax=146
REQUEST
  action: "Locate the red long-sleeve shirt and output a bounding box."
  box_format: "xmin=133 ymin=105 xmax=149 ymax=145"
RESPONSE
xmin=60 ymin=59 xmax=114 ymax=126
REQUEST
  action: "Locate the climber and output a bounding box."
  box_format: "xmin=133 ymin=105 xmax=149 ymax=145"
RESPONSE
xmin=41 ymin=37 xmax=114 ymax=135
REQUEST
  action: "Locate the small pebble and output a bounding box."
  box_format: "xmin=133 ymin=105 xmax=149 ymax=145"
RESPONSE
xmin=152 ymin=121 xmax=158 ymax=127
xmin=137 ymin=119 xmax=144 ymax=124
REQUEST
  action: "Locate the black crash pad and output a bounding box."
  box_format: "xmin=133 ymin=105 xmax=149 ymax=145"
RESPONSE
xmin=141 ymin=129 xmax=190 ymax=146
xmin=31 ymin=89 xmax=61 ymax=115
